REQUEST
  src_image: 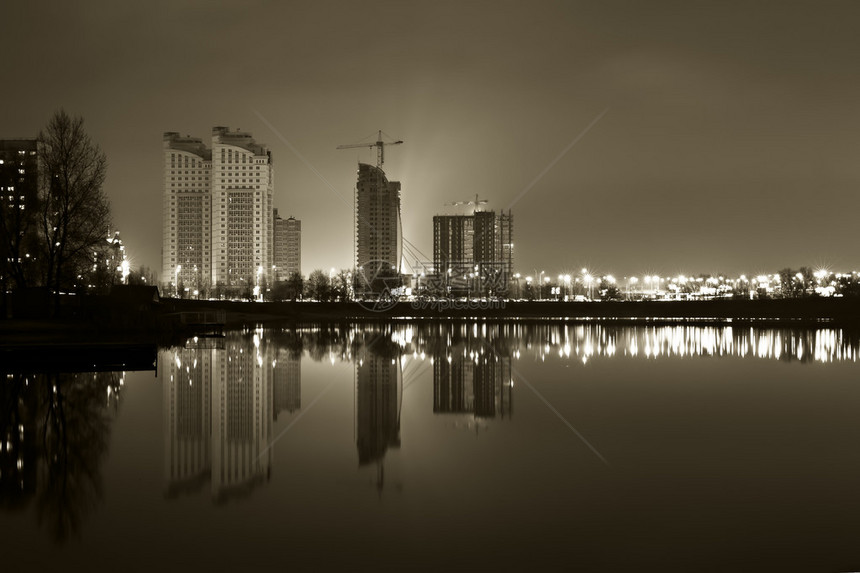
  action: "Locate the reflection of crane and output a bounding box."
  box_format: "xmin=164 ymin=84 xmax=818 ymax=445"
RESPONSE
xmin=337 ymin=130 xmax=403 ymax=167
xmin=446 ymin=194 xmax=488 ymax=212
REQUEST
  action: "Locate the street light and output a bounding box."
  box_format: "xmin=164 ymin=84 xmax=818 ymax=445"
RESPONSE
xmin=175 ymin=264 xmax=181 ymax=298
xmin=538 ymin=270 xmax=545 ymax=300
xmin=255 ymin=265 xmax=263 ymax=301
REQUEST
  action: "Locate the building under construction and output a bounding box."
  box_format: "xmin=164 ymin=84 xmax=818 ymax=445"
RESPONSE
xmin=354 ymin=163 xmax=402 ymax=296
xmin=432 ymin=209 xmax=513 ymax=297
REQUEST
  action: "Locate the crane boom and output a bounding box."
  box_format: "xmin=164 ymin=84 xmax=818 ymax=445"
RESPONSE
xmin=445 ymin=194 xmax=489 ymax=210
xmin=337 ymin=130 xmax=403 ymax=167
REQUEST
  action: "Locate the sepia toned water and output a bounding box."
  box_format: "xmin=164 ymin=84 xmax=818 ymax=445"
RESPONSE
xmin=2 ymin=322 xmax=860 ymax=571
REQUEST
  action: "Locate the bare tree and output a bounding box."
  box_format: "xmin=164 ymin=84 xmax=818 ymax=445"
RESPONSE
xmin=305 ymin=269 xmax=331 ymax=301
xmin=38 ymin=110 xmax=110 ymax=310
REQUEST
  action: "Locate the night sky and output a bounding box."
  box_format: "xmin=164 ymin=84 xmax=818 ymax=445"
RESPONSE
xmin=3 ymin=1 xmax=859 ymax=280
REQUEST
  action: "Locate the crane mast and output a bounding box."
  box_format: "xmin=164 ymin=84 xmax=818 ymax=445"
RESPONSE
xmin=337 ymin=130 xmax=403 ymax=167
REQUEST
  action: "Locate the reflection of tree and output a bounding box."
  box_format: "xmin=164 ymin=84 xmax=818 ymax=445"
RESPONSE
xmin=0 ymin=371 xmax=120 ymax=543
xmin=0 ymin=374 xmax=38 ymax=510
xmin=37 ymin=372 xmax=119 ymax=542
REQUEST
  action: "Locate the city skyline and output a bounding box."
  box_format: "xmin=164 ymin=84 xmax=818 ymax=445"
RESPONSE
xmin=3 ymin=2 xmax=860 ymax=280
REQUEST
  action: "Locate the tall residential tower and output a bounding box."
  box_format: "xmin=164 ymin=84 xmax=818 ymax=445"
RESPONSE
xmin=163 ymin=127 xmax=279 ymax=296
xmin=273 ymin=209 xmax=301 ymax=280
xmin=162 ymin=133 xmax=212 ymax=292
xmin=210 ymin=127 xmax=273 ymax=290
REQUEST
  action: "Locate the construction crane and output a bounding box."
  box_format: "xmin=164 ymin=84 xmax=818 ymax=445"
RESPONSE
xmin=445 ymin=194 xmax=488 ymax=212
xmin=337 ymin=130 xmax=403 ymax=167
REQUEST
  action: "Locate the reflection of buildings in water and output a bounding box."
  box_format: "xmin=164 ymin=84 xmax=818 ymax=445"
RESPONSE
xmin=522 ymin=324 xmax=860 ymax=364
xmin=212 ymin=335 xmax=273 ymax=501
xmin=164 ymin=333 xmax=301 ymax=503
xmin=433 ymin=351 xmax=512 ymax=419
xmin=163 ymin=346 xmax=212 ymax=497
xmin=355 ymin=352 xmax=401 ymax=467
xmin=273 ymin=349 xmax=301 ymax=420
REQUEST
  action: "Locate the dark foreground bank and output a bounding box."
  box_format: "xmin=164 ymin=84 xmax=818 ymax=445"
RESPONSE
xmin=164 ymin=296 xmax=860 ymax=326
xmin=4 ymin=295 xmax=860 ymax=352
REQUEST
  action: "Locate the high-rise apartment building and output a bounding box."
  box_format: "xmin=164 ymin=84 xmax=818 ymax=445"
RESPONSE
xmin=355 ymin=163 xmax=401 ymax=295
xmin=211 ymin=127 xmax=273 ymax=290
xmin=163 ymin=127 xmax=277 ymax=296
xmin=1 ymin=139 xmax=40 ymax=290
xmin=432 ymin=209 xmax=513 ymax=296
xmin=273 ymin=209 xmax=301 ymax=280
xmin=162 ymin=133 xmax=212 ymax=293
xmin=284 ymin=216 xmax=301 ymax=278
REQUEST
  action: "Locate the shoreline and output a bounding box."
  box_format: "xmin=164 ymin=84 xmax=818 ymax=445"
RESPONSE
xmin=163 ymin=297 xmax=860 ymax=327
xmin=3 ymin=297 xmax=860 ymax=352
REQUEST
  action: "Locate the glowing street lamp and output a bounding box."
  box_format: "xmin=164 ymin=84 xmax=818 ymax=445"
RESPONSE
xmin=538 ymin=270 xmax=545 ymax=300
xmin=583 ymin=272 xmax=594 ymax=300
xmin=175 ymin=264 xmax=181 ymax=297
xmin=255 ymin=265 xmax=263 ymax=301
xmin=628 ymin=276 xmax=638 ymax=300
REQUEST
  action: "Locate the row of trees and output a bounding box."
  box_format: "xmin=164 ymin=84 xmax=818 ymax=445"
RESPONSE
xmin=1 ymin=110 xmax=113 ymax=313
xmin=194 ymin=266 xmax=860 ymax=303
xmin=269 ymin=269 xmax=353 ymax=302
xmin=774 ymin=267 xmax=860 ymax=298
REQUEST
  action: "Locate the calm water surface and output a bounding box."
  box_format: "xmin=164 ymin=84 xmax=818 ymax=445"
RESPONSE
xmin=2 ymin=322 xmax=860 ymax=571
